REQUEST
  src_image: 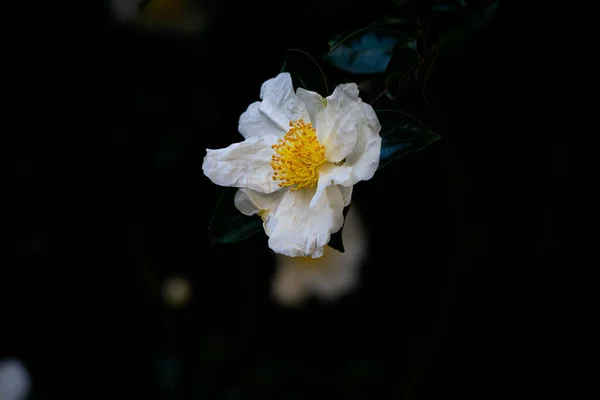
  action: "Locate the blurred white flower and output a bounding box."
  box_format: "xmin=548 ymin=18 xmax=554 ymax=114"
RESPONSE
xmin=109 ymin=0 xmax=207 ymax=34
xmin=0 ymin=359 xmax=31 ymax=400
xmin=161 ymin=275 xmax=192 ymax=308
xmin=271 ymin=206 xmax=367 ymax=307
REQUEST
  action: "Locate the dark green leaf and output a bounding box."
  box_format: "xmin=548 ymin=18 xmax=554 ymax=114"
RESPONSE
xmin=376 ymin=109 xmax=441 ymax=169
xmin=281 ymin=49 xmax=328 ymax=95
xmin=324 ymin=24 xmax=416 ymax=75
xmin=328 ymin=205 xmax=351 ymax=253
xmin=208 ymin=188 xmax=263 ymax=245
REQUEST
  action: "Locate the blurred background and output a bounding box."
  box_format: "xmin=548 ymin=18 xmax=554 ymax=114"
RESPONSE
xmin=4 ymin=0 xmax=567 ymax=399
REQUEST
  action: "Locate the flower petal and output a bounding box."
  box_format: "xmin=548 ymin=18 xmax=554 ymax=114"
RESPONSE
xmin=268 ymin=185 xmax=345 ymax=258
xmin=239 ymin=73 xmax=310 ymax=138
xmin=339 ymin=185 xmax=353 ymax=207
xmin=202 ymin=134 xmax=281 ymax=193
xmin=234 ymin=188 xmax=286 ymax=236
xmin=233 ymin=187 xmax=284 ymax=215
xmin=340 ymin=102 xmax=382 ymax=185
xmin=271 ymin=206 xmax=366 ymax=306
xmin=238 ymin=101 xmax=287 ymax=139
xmin=317 ymin=83 xmax=362 ymax=162
xmin=310 ymin=163 xmax=352 ymax=209
xmin=296 ymin=88 xmax=326 ymax=129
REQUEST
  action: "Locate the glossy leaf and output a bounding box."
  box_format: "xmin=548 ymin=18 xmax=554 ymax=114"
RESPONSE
xmin=325 ymin=32 xmax=396 ymax=74
xmin=281 ymin=48 xmax=329 ymax=95
xmin=376 ymin=109 xmax=440 ymax=169
xmin=208 ymin=188 xmax=263 ymax=245
xmin=324 ymin=22 xmax=417 ymax=75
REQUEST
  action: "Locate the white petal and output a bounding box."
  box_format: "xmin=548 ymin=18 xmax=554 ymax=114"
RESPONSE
xmin=233 ymin=187 xmax=283 ymax=215
xmin=296 ymin=88 xmax=326 ymax=129
xmin=339 ymin=185 xmax=353 ymax=207
xmin=268 ymin=185 xmax=345 ymax=258
xmin=202 ymin=135 xmax=281 ymax=194
xmin=317 ymin=83 xmax=362 ymax=162
xmin=310 ymin=163 xmax=352 ymax=209
xmin=238 ymin=101 xmax=287 ymax=139
xmin=234 ymin=188 xmax=286 ymax=236
xmin=271 ymin=206 xmax=367 ymax=306
xmin=238 ymin=73 xmax=310 ymax=138
xmin=341 ymin=102 xmax=382 ymax=185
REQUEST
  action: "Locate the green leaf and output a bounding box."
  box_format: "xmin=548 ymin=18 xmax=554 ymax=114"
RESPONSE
xmin=324 ymin=23 xmax=417 ymax=75
xmin=208 ymin=188 xmax=263 ymax=245
xmin=281 ymin=48 xmax=329 ymax=95
xmin=327 ymin=205 xmax=351 ymax=253
xmin=376 ymin=109 xmax=441 ymax=169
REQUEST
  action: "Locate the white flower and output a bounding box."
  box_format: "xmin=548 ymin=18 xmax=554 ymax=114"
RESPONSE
xmin=202 ymin=72 xmax=381 ymax=258
xmin=271 ymin=206 xmax=367 ymax=306
xmin=0 ymin=359 xmax=31 ymax=400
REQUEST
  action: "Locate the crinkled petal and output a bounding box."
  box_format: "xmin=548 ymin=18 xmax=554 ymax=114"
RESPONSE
xmin=310 ymin=163 xmax=352 ymax=208
xmin=238 ymin=73 xmax=310 ymax=139
xmin=238 ymin=101 xmax=287 ymax=139
xmin=202 ymin=135 xmax=281 ymax=193
xmin=268 ymin=185 xmax=345 ymax=258
xmin=234 ymin=188 xmax=286 ymax=236
xmin=296 ymin=88 xmax=326 ymax=129
xmin=238 ymin=73 xmax=310 ymax=138
xmin=339 ymin=102 xmax=382 ymax=185
xmin=317 ymin=83 xmax=361 ymax=162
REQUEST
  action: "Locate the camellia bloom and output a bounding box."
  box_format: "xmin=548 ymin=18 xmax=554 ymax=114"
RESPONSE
xmin=202 ymin=72 xmax=381 ymax=258
xmin=272 ymin=206 xmax=367 ymax=306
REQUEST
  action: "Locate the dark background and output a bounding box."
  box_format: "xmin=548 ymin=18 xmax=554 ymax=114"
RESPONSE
xmin=4 ymin=0 xmax=566 ymax=399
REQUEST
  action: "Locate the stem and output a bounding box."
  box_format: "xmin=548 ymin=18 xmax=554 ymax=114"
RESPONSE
xmin=369 ymin=88 xmax=387 ymax=105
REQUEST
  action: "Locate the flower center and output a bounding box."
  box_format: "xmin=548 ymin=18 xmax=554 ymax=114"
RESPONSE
xmin=270 ymin=119 xmax=326 ymax=191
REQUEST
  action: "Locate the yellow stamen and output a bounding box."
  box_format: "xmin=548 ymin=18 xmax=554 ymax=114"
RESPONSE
xmin=270 ymin=119 xmax=326 ymax=191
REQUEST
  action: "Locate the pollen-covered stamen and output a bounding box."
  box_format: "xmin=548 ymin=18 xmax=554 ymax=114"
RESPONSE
xmin=270 ymin=119 xmax=326 ymax=191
